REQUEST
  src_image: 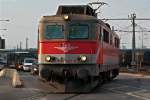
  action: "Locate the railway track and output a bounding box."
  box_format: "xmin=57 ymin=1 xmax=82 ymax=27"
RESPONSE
xmin=1 ymin=71 xmax=150 ymax=100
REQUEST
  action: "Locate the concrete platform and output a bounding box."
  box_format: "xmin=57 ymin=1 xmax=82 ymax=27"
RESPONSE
xmin=0 ymin=68 xmax=23 ymax=88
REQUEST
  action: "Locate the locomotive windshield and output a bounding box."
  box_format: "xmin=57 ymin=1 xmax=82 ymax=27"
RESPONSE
xmin=69 ymin=25 xmax=89 ymax=39
xmin=45 ymin=25 xmax=64 ymax=39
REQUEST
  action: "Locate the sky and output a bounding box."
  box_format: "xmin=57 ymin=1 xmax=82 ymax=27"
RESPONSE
xmin=0 ymin=0 xmax=150 ymax=49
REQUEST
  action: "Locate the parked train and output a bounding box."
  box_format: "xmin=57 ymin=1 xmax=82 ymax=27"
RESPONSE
xmin=121 ymin=49 xmax=150 ymax=67
xmin=38 ymin=5 xmax=120 ymax=92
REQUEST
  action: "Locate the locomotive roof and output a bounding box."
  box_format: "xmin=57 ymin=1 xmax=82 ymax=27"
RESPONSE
xmin=40 ymin=14 xmax=97 ymax=22
xmin=56 ymin=5 xmax=96 ymax=17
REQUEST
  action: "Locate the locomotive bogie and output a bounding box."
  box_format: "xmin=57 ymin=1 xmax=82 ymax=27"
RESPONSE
xmin=39 ymin=64 xmax=99 ymax=81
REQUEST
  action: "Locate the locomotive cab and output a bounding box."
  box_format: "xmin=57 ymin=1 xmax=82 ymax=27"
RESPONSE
xmin=39 ymin=16 xmax=98 ymax=79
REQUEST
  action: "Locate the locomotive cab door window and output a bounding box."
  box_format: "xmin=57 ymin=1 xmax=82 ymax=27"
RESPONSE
xmin=115 ymin=37 xmax=119 ymax=48
xmin=45 ymin=25 xmax=64 ymax=39
xmin=110 ymin=33 xmax=113 ymax=45
xmin=99 ymin=26 xmax=102 ymax=40
xmin=103 ymin=29 xmax=109 ymax=43
xmin=69 ymin=24 xmax=89 ymax=39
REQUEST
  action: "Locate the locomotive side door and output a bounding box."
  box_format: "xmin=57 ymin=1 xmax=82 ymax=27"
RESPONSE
xmin=96 ymin=23 xmax=104 ymax=64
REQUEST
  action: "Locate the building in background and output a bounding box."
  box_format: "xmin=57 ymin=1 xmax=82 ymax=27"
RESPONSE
xmin=0 ymin=36 xmax=5 ymax=49
xmin=7 ymin=48 xmax=37 ymax=68
xmin=0 ymin=36 xmax=7 ymax=68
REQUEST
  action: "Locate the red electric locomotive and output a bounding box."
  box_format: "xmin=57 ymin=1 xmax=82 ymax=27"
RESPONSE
xmin=38 ymin=5 xmax=120 ymax=92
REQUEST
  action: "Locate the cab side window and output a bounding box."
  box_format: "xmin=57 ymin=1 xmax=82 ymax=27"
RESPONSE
xmin=99 ymin=26 xmax=101 ymax=40
xmin=103 ymin=29 xmax=109 ymax=43
xmin=115 ymin=37 xmax=119 ymax=48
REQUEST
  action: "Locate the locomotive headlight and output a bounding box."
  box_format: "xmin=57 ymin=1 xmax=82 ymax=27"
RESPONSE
xmin=78 ymin=55 xmax=87 ymax=62
xmin=45 ymin=56 xmax=56 ymax=62
xmin=63 ymin=15 xmax=69 ymax=20
xmin=81 ymin=56 xmax=87 ymax=61
xmin=45 ymin=56 xmax=51 ymax=62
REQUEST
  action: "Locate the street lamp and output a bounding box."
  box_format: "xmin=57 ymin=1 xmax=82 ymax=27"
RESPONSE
xmin=0 ymin=19 xmax=9 ymax=22
xmin=129 ymin=13 xmax=137 ymax=67
xmin=0 ymin=29 xmax=7 ymax=30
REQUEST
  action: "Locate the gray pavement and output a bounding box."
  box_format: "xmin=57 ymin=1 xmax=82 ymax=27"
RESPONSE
xmin=0 ymin=71 xmax=150 ymax=100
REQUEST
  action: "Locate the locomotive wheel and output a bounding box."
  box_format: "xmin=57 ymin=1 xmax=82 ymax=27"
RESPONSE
xmin=108 ymin=70 xmax=113 ymax=81
xmin=100 ymin=72 xmax=109 ymax=83
xmin=40 ymin=67 xmax=50 ymax=81
xmin=93 ymin=75 xmax=102 ymax=86
xmin=98 ymin=74 xmax=103 ymax=84
xmin=101 ymin=72 xmax=106 ymax=83
xmin=113 ymin=69 xmax=119 ymax=78
xmin=77 ymin=69 xmax=90 ymax=83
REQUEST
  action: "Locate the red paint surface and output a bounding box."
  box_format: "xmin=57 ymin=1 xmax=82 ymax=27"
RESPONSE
xmin=38 ymin=40 xmax=120 ymax=65
xmin=39 ymin=40 xmax=98 ymax=54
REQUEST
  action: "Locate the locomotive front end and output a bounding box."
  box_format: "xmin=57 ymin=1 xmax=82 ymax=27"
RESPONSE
xmin=38 ymin=14 xmax=98 ymax=82
xmin=38 ymin=5 xmax=120 ymax=93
